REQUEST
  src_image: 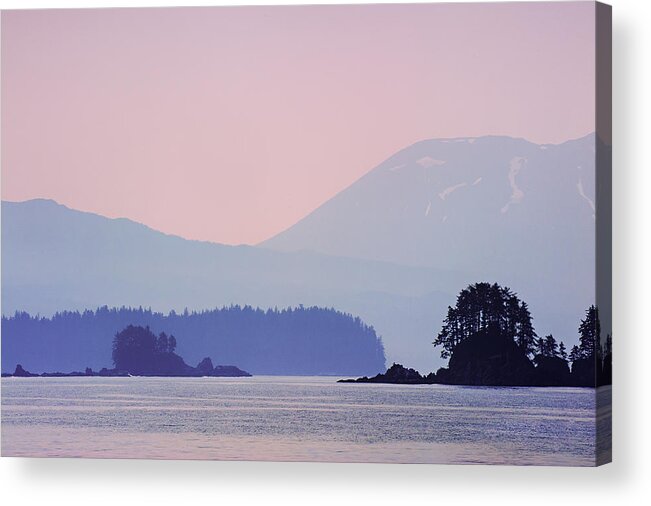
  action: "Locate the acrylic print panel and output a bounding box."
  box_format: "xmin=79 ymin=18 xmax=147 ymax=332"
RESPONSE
xmin=1 ymin=2 xmax=611 ymax=465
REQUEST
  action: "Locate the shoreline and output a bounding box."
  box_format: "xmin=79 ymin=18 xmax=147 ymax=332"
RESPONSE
xmin=1 ymin=374 xmax=605 ymax=389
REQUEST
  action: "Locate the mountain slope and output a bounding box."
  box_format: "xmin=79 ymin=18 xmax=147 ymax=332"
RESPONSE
xmin=262 ymin=134 xmax=596 ymax=270
xmin=261 ymin=133 xmax=598 ymax=344
xmin=1 ymin=199 xmax=462 ymax=373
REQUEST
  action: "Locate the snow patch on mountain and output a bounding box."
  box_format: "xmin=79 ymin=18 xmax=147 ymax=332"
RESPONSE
xmin=416 ymin=157 xmax=446 ymax=168
xmin=501 ymin=157 xmax=526 ymax=213
xmin=438 ymin=182 xmax=467 ymax=201
xmin=577 ymin=179 xmax=596 ymax=219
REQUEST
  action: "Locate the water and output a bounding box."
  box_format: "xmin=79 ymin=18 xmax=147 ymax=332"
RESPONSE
xmin=1 ymin=376 xmax=609 ymax=465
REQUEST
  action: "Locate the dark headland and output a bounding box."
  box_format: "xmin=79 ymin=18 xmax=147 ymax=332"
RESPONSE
xmin=340 ymin=283 xmax=612 ymax=388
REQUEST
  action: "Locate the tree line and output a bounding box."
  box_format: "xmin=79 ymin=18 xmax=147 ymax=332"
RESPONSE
xmin=2 ymin=304 xmax=386 ymax=376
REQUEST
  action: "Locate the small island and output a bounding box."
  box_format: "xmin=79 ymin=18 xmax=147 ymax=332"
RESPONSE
xmin=340 ymin=282 xmax=612 ymax=388
xmin=2 ymin=325 xmax=251 ymax=378
xmin=339 ymin=363 xmax=437 ymax=384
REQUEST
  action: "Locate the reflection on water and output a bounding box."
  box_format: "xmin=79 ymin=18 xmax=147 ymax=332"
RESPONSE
xmin=1 ymin=376 xmax=609 ymax=465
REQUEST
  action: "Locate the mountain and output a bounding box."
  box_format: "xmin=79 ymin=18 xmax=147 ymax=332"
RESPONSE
xmin=262 ymin=133 xmax=598 ymax=349
xmin=1 ymin=134 xmax=599 ymax=374
xmin=1 ymin=199 xmax=464 ymax=373
xmin=262 ymin=134 xmax=596 ymax=270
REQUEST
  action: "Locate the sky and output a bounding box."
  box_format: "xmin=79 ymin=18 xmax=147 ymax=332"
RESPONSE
xmin=1 ymin=2 xmax=595 ymax=245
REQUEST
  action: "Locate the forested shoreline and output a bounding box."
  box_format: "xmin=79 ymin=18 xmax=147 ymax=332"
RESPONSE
xmin=2 ymin=283 xmax=611 ymax=387
xmin=342 ymin=282 xmax=612 ymax=388
xmin=1 ymin=305 xmax=386 ymax=376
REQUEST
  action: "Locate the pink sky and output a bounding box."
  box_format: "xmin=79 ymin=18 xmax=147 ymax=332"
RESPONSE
xmin=1 ymin=3 xmax=595 ymax=245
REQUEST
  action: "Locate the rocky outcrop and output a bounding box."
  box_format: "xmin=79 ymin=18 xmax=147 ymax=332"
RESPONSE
xmin=2 ymin=359 xmax=251 ymax=378
xmin=196 ymin=358 xmax=251 ymax=377
xmin=571 ymin=358 xmax=596 ymax=387
xmin=436 ymin=330 xmax=536 ymax=386
xmin=338 ymin=363 xmax=431 ymax=384
xmin=340 ymin=328 xmax=600 ymax=388
xmin=196 ymin=357 xmax=215 ymax=375
xmin=212 ymin=365 xmax=251 ymax=377
xmin=13 ymin=364 xmax=36 ymax=377
xmin=534 ymin=355 xmax=572 ymax=386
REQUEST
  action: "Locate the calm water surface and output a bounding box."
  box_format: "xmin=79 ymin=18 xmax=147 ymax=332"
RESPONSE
xmin=1 ymin=376 xmax=609 ymax=465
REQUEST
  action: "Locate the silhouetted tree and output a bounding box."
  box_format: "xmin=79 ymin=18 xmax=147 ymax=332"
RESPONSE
xmin=515 ymin=301 xmax=537 ymax=356
xmin=569 ymin=345 xmax=581 ymax=363
xmin=536 ymin=334 xmax=559 ymax=358
xmin=604 ymin=334 xmax=612 ymax=357
xmin=578 ymin=305 xmax=600 ymax=359
xmin=601 ymin=334 xmax=612 ymax=385
xmin=112 ymin=325 xmax=159 ymax=374
xmin=157 ymin=332 xmax=169 ymax=353
xmin=559 ymin=342 xmax=568 ymax=362
xmin=112 ymin=325 xmax=188 ymax=375
xmin=568 ymin=307 xmax=603 ymax=387
xmin=433 ymin=282 xmax=537 ymax=358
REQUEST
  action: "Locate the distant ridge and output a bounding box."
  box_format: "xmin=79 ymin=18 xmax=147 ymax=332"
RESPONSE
xmin=1 ymin=197 xmax=462 ymax=372
xmin=1 ymin=197 xmax=212 ymax=245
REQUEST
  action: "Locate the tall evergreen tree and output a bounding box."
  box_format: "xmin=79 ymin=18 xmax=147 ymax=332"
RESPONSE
xmin=112 ymin=325 xmax=159 ymax=374
xmin=578 ymin=305 xmax=600 ymax=359
xmin=516 ymin=301 xmax=537 ymax=356
xmin=559 ymin=342 xmax=568 ymax=362
xmin=535 ymin=336 xmax=546 ymax=357
xmin=535 ymin=334 xmax=559 ymax=358
xmin=156 ymin=332 xmax=169 ymax=353
xmin=433 ymin=282 xmax=536 ymax=359
xmin=545 ymin=334 xmax=559 ymax=357
xmin=604 ymin=334 xmax=612 ymax=357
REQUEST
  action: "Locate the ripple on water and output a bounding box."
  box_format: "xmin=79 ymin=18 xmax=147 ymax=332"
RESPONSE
xmin=1 ymin=376 xmax=604 ymax=465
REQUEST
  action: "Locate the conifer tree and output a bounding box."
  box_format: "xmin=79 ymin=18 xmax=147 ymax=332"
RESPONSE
xmin=578 ymin=305 xmax=600 ymax=359
xmin=559 ymin=341 xmax=568 ymax=362
xmin=434 ymin=282 xmax=537 ymax=359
